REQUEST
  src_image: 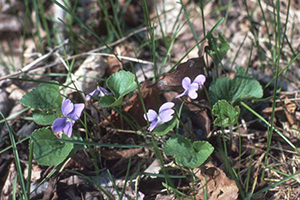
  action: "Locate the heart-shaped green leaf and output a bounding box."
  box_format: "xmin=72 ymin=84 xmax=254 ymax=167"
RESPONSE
xmin=206 ymin=32 xmax=230 ymax=66
xmin=99 ymin=95 xmax=123 ymax=107
xmin=20 ymin=81 xmax=61 ymax=110
xmin=106 ymin=70 xmax=137 ymax=98
xmin=31 ymin=128 xmax=73 ymax=166
xmin=209 ymin=67 xmax=263 ymax=105
xmin=32 ymin=110 xmax=62 ymax=125
xmin=153 ymin=117 xmax=178 ymax=136
xmin=212 ymin=100 xmax=240 ymax=127
xmin=164 ymin=135 xmax=214 ymax=168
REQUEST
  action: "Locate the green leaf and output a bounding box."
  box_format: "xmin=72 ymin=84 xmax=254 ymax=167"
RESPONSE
xmin=153 ymin=117 xmax=178 ymax=136
xmin=209 ymin=66 xmax=263 ymax=104
xmin=32 ymin=110 xmax=62 ymax=125
xmin=164 ymin=135 xmax=214 ymax=168
xmin=31 ymin=128 xmax=73 ymax=166
xmin=106 ymin=71 xmax=137 ymax=98
xmin=212 ymin=100 xmax=240 ymax=127
xmin=206 ymin=32 xmax=230 ymax=65
xmin=99 ymin=71 xmax=137 ymax=107
xmin=20 ymin=81 xmax=61 ymax=110
xmin=99 ymin=95 xmax=123 ymax=108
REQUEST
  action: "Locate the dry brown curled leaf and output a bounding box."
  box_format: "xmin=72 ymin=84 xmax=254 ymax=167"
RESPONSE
xmin=101 ymin=80 xmax=161 ymax=129
xmin=187 ymin=102 xmax=211 ymax=138
xmin=101 ymin=147 xmax=143 ymax=160
xmin=1 ymin=162 xmax=16 ymax=200
xmin=125 ymin=79 xmax=161 ymax=126
xmin=192 ymin=162 xmax=239 ymax=200
xmin=72 ymin=55 xmax=108 ymax=94
xmin=148 ymin=57 xmax=205 ymax=92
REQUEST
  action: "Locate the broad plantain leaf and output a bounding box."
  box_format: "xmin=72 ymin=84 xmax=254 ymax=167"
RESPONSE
xmin=209 ymin=67 xmax=263 ymax=104
xmin=164 ymin=135 xmax=214 ymax=168
xmin=20 ymin=81 xmax=61 ymax=110
xmin=212 ymin=100 xmax=240 ymax=127
xmin=31 ymin=128 xmax=73 ymax=166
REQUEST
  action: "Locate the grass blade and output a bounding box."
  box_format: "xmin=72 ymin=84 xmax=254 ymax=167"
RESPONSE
xmin=0 ymin=112 xmax=28 ymax=200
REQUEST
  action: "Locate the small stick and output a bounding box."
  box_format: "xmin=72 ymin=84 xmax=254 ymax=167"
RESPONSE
xmin=89 ymin=53 xmax=154 ymax=65
xmin=68 ymin=26 xmax=148 ymax=60
xmin=21 ymin=39 xmax=69 ymax=72
xmin=0 ymin=40 xmax=69 ymax=81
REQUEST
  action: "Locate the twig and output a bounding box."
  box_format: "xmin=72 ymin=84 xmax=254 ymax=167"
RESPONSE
xmin=89 ymin=53 xmax=154 ymax=65
xmin=106 ymin=127 xmax=143 ymax=134
xmin=68 ymin=26 xmax=148 ymax=60
xmin=0 ymin=40 xmax=69 ymax=81
xmin=22 ymin=39 xmax=69 ymax=72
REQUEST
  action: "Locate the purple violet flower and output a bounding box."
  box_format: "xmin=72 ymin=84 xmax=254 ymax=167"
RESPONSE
xmin=176 ymin=74 xmax=206 ymax=99
xmin=144 ymin=102 xmax=175 ymax=131
xmin=52 ymin=99 xmax=84 ymax=137
xmin=86 ymin=86 xmax=111 ymax=100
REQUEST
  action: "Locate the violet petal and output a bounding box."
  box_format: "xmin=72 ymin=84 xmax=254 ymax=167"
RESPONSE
xmin=62 ymin=99 xmax=74 ymax=117
xmin=149 ymin=119 xmax=159 ymax=131
xmin=193 ymin=74 xmax=206 ymax=85
xmin=86 ymin=89 xmax=99 ymax=99
xmin=52 ymin=118 xmax=67 ymax=133
xmin=188 ymin=91 xmax=198 ymax=99
xmin=86 ymin=87 xmax=111 ymax=100
xmin=98 ymin=87 xmax=111 ymax=97
xmin=159 ymin=109 xmax=174 ymax=123
xmin=144 ymin=109 xmax=158 ymax=122
xmin=175 ymin=90 xmax=188 ymax=99
xmin=182 ymin=77 xmax=191 ymax=90
xmin=63 ymin=121 xmax=73 ymax=138
xmin=187 ymin=83 xmax=199 ymax=99
xmin=68 ymin=103 xmax=84 ymax=121
xmin=159 ymin=102 xmax=175 ymax=113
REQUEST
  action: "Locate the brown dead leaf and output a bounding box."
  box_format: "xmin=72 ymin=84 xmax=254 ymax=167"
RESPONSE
xmin=60 ymin=175 xmax=86 ymax=186
xmin=5 ymin=84 xmax=26 ymax=101
xmin=285 ymin=101 xmax=297 ymax=114
xmin=100 ymin=108 xmax=119 ymax=127
xmin=284 ymin=106 xmax=297 ymax=126
xmin=106 ymin=56 xmax=121 ymax=75
xmin=23 ymin=39 xmax=37 ymax=61
xmin=115 ymin=41 xmax=141 ymax=59
xmin=24 ymin=164 xmax=41 ymax=182
xmin=101 ymin=80 xmax=161 ymax=129
xmin=262 ymin=106 xmax=283 ymax=114
xmin=101 ymin=147 xmax=143 ymax=160
xmin=0 ymin=89 xmax=9 ymax=120
xmin=192 ymin=162 xmax=239 ymax=200
xmin=187 ymin=102 xmax=211 ymax=138
xmin=144 ymin=159 xmax=161 ymax=178
xmin=279 ymin=96 xmax=300 ymax=138
xmin=282 ymin=96 xmax=298 ymax=125
xmin=149 ymin=57 xmax=205 ymax=92
xmin=125 ymin=79 xmax=161 ymax=126
xmin=122 ymin=3 xmax=139 ymax=26
xmin=155 ymin=194 xmax=176 ymax=200
xmin=263 ymin=95 xmax=300 ymax=138
xmin=106 ymin=41 xmax=140 ymax=75
xmin=0 ymin=14 xmax=22 ymax=32
xmin=43 ymin=177 xmax=58 ymax=200
xmin=71 ymin=55 xmax=108 ymax=95
xmin=1 ymin=162 xmax=16 ymax=200
xmin=67 ymin=149 xmax=94 ymax=170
